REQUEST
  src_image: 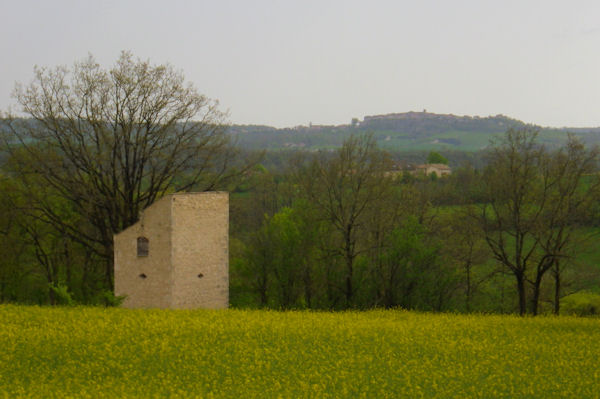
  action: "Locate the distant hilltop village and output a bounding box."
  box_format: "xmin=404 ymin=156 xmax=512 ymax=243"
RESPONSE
xmin=357 ymin=111 xmax=527 ymax=133
xmin=226 ymin=111 xmax=541 ymax=153
xmin=299 ymin=111 xmax=525 ymax=130
xmin=231 ymin=111 xmax=529 ymax=134
xmin=231 ymin=111 xmax=527 ymax=132
xmin=223 ymin=111 xmax=600 ymax=152
xmin=363 ymin=110 xmax=506 ymax=122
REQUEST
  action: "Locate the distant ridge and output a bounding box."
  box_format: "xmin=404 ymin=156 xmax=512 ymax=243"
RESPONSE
xmin=358 ymin=112 xmax=528 ymax=136
xmin=3 ymin=113 xmax=598 ymax=153
xmin=228 ymin=111 xmax=600 ymax=152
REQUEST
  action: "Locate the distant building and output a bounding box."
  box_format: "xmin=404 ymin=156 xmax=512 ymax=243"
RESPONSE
xmin=114 ymin=192 xmax=229 ymax=309
xmin=414 ymin=163 xmax=452 ymax=177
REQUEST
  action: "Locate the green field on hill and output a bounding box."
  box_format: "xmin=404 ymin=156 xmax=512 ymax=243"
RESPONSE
xmin=1 ymin=305 xmax=599 ymax=398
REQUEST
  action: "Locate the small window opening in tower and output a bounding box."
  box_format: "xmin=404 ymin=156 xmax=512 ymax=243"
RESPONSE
xmin=137 ymin=237 xmax=149 ymax=257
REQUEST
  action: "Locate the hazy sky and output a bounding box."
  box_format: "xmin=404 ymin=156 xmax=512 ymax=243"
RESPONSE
xmin=1 ymin=0 xmax=600 ymax=127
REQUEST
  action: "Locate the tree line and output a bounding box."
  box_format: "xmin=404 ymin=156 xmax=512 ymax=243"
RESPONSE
xmin=1 ymin=53 xmax=599 ymax=314
xmin=230 ymin=130 xmax=600 ymax=315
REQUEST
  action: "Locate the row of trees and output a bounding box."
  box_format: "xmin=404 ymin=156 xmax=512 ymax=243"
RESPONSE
xmin=231 ymin=130 xmax=600 ymax=314
xmin=1 ymin=52 xmax=599 ymax=314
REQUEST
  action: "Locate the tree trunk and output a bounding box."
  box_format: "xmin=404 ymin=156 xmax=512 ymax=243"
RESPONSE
xmin=104 ymin=240 xmax=115 ymax=291
xmin=259 ymin=287 xmax=268 ymax=308
xmin=258 ymin=272 xmax=268 ymax=308
xmin=105 ymin=257 xmax=114 ymax=291
xmin=384 ymin=278 xmax=395 ymax=309
xmin=81 ymin=264 xmax=89 ymax=304
xmin=47 ymin=274 xmax=56 ymax=306
xmin=304 ymin=268 xmax=312 ymax=309
xmin=530 ymin=275 xmax=543 ymax=316
xmin=516 ymin=273 xmax=527 ymax=316
xmin=344 ymin=226 xmax=354 ymax=308
xmin=465 ymin=260 xmax=472 ymax=312
xmin=553 ymin=261 xmax=561 ymax=315
xmin=256 ymin=256 xmax=269 ymax=307
xmin=345 ymin=258 xmax=353 ymax=308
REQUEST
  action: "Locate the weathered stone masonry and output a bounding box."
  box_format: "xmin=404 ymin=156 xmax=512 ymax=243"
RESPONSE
xmin=114 ymin=192 xmax=229 ymax=309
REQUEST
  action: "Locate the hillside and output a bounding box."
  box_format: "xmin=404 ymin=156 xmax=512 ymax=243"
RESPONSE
xmin=228 ymin=112 xmax=600 ymax=152
xmin=3 ymin=113 xmax=599 ymax=155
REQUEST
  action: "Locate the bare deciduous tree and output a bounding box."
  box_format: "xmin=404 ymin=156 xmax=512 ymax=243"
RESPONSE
xmin=3 ymin=52 xmax=247 ymax=289
xmin=477 ymin=128 xmax=544 ymax=315
xmin=294 ymin=134 xmax=394 ymax=307
xmin=534 ymin=137 xmax=600 ymax=314
xmin=477 ymin=128 xmax=600 ymax=315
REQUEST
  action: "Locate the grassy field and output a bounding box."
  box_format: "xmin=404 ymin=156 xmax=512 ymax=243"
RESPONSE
xmin=1 ymin=305 xmax=599 ymax=398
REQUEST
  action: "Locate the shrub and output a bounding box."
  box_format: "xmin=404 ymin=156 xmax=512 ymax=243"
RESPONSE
xmin=102 ymin=290 xmax=127 ymax=307
xmin=561 ymin=291 xmax=600 ymax=316
xmin=48 ymin=283 xmax=74 ymax=306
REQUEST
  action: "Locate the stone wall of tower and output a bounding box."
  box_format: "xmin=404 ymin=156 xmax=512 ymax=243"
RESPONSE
xmin=114 ymin=196 xmax=173 ymax=308
xmin=170 ymin=192 xmax=229 ymax=309
xmin=113 ymin=192 xmax=229 ymax=309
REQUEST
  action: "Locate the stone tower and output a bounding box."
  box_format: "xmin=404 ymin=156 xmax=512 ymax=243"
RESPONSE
xmin=114 ymin=192 xmax=228 ymax=309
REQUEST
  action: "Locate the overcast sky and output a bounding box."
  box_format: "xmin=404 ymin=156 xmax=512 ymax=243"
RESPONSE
xmin=1 ymin=0 xmax=599 ymax=127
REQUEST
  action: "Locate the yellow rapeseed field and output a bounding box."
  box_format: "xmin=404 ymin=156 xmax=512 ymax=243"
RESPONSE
xmin=1 ymin=305 xmax=599 ymax=398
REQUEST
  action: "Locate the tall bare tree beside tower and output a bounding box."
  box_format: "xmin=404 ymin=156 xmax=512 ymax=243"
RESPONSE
xmin=3 ymin=52 xmax=244 ymax=289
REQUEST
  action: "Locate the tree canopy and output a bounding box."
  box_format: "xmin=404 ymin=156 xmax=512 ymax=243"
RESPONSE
xmin=427 ymin=151 xmax=448 ymax=164
xmin=2 ymin=52 xmax=245 ymax=288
